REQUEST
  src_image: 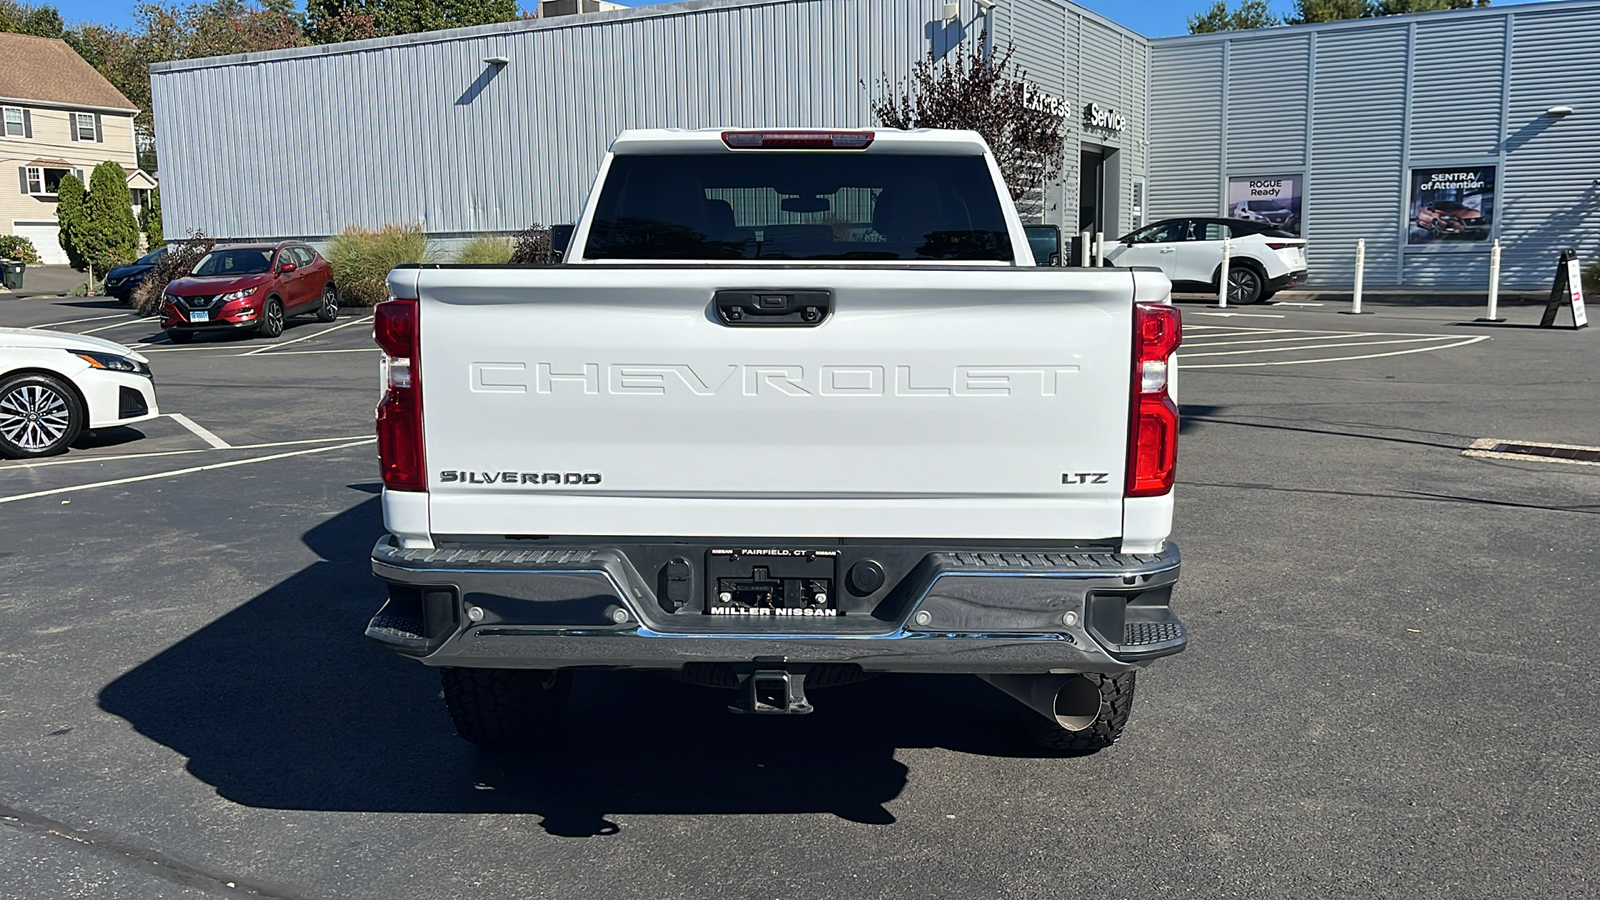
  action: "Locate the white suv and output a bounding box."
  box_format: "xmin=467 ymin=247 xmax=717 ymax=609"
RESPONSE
xmin=1106 ymin=217 xmax=1307 ymax=304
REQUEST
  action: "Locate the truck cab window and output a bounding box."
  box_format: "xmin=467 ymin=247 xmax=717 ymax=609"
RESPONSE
xmin=585 ymin=154 xmax=1013 ymax=262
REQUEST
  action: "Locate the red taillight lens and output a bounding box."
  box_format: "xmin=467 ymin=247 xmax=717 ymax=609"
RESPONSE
xmin=374 ymin=297 xmax=424 ymax=491
xmin=720 ymin=130 xmax=874 ymax=150
xmin=1127 ymin=302 xmax=1182 ymax=498
xmin=1265 ymin=242 xmax=1289 ymax=250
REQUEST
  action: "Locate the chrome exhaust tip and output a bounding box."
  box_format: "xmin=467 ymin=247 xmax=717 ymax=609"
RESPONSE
xmin=980 ymin=673 xmax=1101 ymax=731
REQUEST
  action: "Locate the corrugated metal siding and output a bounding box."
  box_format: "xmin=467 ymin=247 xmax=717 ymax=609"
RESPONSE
xmin=152 ymin=0 xmax=940 ymax=240
xmin=1498 ymin=6 xmax=1600 ymax=289
xmin=1003 ymin=0 xmax=1068 ymax=98
xmin=995 ymin=0 xmax=1071 ymax=223
xmin=1147 ymin=42 xmax=1224 ymax=222
xmin=1226 ymin=35 xmax=1308 ymax=172
xmin=1409 ymin=18 xmax=1505 ymax=159
xmin=1308 ymin=25 xmax=1410 ymax=287
xmin=1119 ymin=36 xmax=1148 ymax=236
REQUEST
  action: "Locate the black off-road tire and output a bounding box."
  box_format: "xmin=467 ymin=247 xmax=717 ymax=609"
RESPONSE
xmin=441 ymin=667 xmax=571 ymax=752
xmin=314 ymin=284 xmax=338 ymax=322
xmin=1024 ymin=671 xmax=1137 ymax=754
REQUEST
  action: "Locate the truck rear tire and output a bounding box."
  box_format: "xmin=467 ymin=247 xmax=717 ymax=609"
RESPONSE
xmin=440 ymin=667 xmax=570 ymax=752
xmin=1024 ymin=671 xmax=1136 ymax=754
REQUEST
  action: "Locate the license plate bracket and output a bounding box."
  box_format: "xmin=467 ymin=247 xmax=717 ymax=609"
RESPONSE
xmin=706 ymin=548 xmax=839 ymax=617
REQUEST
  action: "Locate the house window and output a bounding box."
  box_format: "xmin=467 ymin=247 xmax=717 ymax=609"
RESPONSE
xmin=23 ymin=166 xmax=81 ymax=197
xmin=73 ymin=112 xmax=96 ymax=141
xmin=3 ymin=108 xmax=23 ymax=138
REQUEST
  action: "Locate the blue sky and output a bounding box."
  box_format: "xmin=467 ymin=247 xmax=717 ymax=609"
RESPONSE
xmin=49 ymin=0 xmax=1539 ymax=39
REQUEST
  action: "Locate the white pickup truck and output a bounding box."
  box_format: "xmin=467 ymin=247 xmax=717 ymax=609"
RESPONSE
xmin=367 ymin=128 xmax=1186 ymax=752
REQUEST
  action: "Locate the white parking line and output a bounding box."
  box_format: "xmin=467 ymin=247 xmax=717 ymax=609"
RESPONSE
xmin=0 ymin=438 xmax=374 ymax=505
xmin=138 ymin=343 xmax=241 ymax=353
xmin=240 ymin=315 xmax=374 ymax=356
xmin=257 ymin=347 xmax=382 ymax=356
xmin=0 ymin=434 xmax=374 ymax=471
xmin=77 ymin=318 xmax=157 ymax=335
xmin=1183 ymin=336 xmax=1461 ymax=359
xmin=1182 ymin=328 xmax=1317 ymax=339
xmin=1184 ymin=335 xmax=1489 ymax=368
xmin=1184 ymin=332 xmax=1439 ymax=348
xmin=167 ymin=413 xmax=231 ymax=449
xmin=1193 ymin=312 xmax=1287 ymax=319
xmin=28 ymin=313 xmax=127 ymax=329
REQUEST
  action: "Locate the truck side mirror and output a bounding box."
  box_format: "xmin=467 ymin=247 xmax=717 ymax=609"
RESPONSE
xmin=550 ymin=224 xmax=574 ymax=263
xmin=1023 ymin=224 xmax=1063 ymax=267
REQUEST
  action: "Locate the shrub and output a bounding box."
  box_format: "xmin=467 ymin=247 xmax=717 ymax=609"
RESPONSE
xmin=454 ymin=235 xmax=513 ymax=265
xmin=79 ymin=160 xmax=141 ymax=272
xmin=326 ymin=224 xmax=429 ymax=307
xmin=509 ymin=224 xmax=552 ymax=264
xmin=69 ymin=275 xmax=105 ymax=297
xmin=142 ymin=186 xmax=164 ymax=250
xmin=131 ymin=233 xmax=214 ymax=315
xmin=55 ymin=173 xmax=87 ymax=270
xmin=0 ymin=235 xmax=42 ymax=265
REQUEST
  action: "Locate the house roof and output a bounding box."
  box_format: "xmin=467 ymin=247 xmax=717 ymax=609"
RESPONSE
xmin=0 ymin=33 xmax=137 ymax=112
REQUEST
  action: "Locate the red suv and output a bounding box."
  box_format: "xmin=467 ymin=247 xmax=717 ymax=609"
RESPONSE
xmin=161 ymin=243 xmax=338 ymax=343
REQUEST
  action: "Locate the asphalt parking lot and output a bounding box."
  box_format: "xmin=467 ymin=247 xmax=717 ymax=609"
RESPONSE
xmin=2 ymin=292 xmax=1596 ymax=899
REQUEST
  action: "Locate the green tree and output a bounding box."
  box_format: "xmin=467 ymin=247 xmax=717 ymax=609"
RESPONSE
xmin=0 ymin=0 xmax=66 ymax=37
xmin=1188 ymin=0 xmax=1279 ymax=33
xmin=54 ymin=173 xmax=87 ymax=270
xmin=1374 ymin=0 xmax=1489 ymax=13
xmin=307 ymin=0 xmax=517 ymax=41
xmin=1286 ymin=0 xmax=1373 ymax=23
xmin=141 ymin=186 xmax=164 ymax=250
xmin=79 ymin=161 xmax=141 ymax=272
xmin=1288 ymin=0 xmax=1488 ymax=22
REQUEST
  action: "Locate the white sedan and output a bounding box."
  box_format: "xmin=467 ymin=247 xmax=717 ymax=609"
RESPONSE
xmin=1106 ymin=217 xmax=1308 ymax=304
xmin=0 ymin=327 xmax=160 ymax=459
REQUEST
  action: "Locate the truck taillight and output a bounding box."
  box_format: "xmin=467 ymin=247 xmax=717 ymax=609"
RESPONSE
xmin=374 ymin=297 xmax=424 ymax=491
xmin=1127 ymin=302 xmax=1181 ymax=498
xmin=720 ymin=130 xmax=874 ymax=150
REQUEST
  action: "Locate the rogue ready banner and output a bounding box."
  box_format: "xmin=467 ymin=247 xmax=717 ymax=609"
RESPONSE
xmin=1227 ymin=176 xmax=1302 ymax=236
xmin=1409 ymin=166 xmax=1496 ymax=244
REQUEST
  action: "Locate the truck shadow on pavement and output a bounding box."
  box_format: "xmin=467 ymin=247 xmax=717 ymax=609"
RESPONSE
xmin=99 ymin=497 xmax=1050 ymax=836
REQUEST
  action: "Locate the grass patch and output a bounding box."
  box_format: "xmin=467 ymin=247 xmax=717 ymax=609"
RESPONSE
xmin=454 ymin=235 xmax=513 ymax=265
xmin=327 ymin=224 xmax=429 ymax=307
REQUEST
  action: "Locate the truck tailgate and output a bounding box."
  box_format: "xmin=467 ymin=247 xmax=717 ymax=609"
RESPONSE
xmin=413 ymin=266 xmax=1138 ymax=540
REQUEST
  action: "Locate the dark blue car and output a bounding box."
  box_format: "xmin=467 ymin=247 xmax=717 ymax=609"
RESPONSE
xmin=104 ymin=247 xmax=167 ymax=303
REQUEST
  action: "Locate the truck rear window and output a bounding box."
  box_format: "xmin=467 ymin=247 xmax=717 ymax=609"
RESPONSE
xmin=584 ymin=154 xmax=1014 ymax=262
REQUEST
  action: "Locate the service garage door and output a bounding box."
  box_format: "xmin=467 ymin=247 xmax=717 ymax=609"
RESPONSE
xmin=12 ymin=221 xmax=67 ymax=265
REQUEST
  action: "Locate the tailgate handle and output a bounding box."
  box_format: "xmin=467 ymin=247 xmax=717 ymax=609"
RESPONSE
xmin=713 ymin=290 xmax=832 ymax=327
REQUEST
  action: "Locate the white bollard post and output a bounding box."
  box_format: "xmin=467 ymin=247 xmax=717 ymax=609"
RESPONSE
xmin=1212 ymin=237 xmax=1231 ymax=308
xmin=1080 ymin=230 xmax=1091 ymax=267
xmin=1478 ymin=239 xmax=1505 ymax=323
xmin=1341 ymin=238 xmax=1369 ymax=315
xmin=1094 ymin=232 xmax=1104 ymax=267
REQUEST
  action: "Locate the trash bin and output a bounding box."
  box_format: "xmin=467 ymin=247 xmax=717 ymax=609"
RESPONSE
xmin=1 ymin=260 xmax=24 ymax=290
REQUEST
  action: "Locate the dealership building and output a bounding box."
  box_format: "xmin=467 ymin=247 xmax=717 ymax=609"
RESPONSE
xmin=150 ymin=0 xmax=1600 ymax=290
